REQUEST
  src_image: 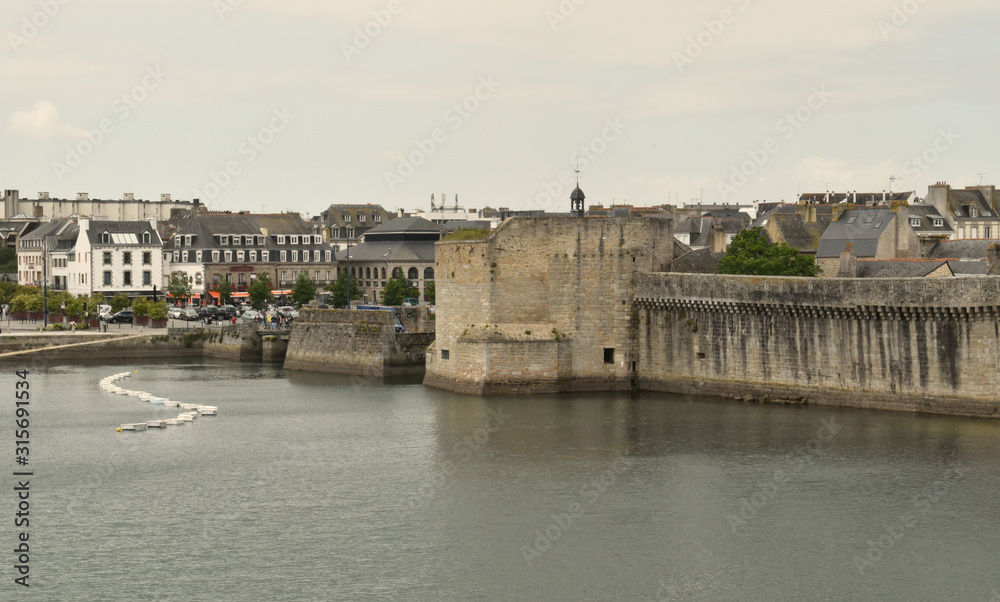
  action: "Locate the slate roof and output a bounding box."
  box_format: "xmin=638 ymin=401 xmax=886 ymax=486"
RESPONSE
xmin=673 ymin=239 xmax=693 ymax=260
xmin=167 ymin=214 xmax=323 ymax=252
xmin=675 ymin=216 xmax=749 ymax=247
xmin=86 ymin=221 xmax=162 ymax=246
xmin=907 ymin=203 xmax=953 ymax=236
xmin=671 ymin=248 xmax=721 ymax=274
xmin=364 ymin=216 xmax=445 ymax=235
xmin=799 ymin=191 xmax=914 ymax=205
xmin=925 ymin=239 xmax=998 ymax=260
xmin=855 ymin=259 xmax=948 ymax=278
xmin=947 ymin=189 xmax=996 ymax=220
xmin=947 ymin=259 xmax=989 ymax=275
xmin=320 ymin=204 xmax=391 ymax=231
xmin=333 ymin=241 xmax=435 ymax=263
xmin=817 ymin=209 xmax=896 ymax=258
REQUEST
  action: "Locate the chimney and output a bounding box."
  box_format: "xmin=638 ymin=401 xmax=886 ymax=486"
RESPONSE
xmin=710 ymin=223 xmax=728 ymax=254
xmin=148 ymin=217 xmax=158 ymax=232
xmin=989 ymin=243 xmax=1000 ymax=276
xmin=123 ymin=193 xmax=134 ymax=201
xmin=926 ymin=181 xmax=951 ymax=219
xmin=38 ymin=192 xmax=49 ymax=200
xmin=77 ymin=192 xmax=89 ymax=201
xmin=33 ymin=205 xmax=43 ymax=219
xmin=79 ymin=217 xmax=90 ymax=233
xmin=161 ymin=193 xmax=171 ymax=202
xmin=837 ymin=243 xmax=858 ymax=278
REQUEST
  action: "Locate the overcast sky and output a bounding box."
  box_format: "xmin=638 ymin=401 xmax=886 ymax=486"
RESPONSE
xmin=3 ymin=1 xmax=999 ymax=218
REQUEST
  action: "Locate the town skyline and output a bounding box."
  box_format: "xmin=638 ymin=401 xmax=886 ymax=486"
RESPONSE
xmin=3 ymin=2 xmax=999 ymax=217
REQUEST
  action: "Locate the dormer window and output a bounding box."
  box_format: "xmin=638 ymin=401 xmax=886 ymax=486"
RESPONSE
xmin=359 ymin=213 xmax=366 ymax=223
xmin=102 ymin=232 xmax=110 ymax=244
xmin=374 ymin=214 xmax=382 ymax=222
xmin=220 ymin=236 xmax=229 ymax=246
xmin=910 ymin=218 xmax=921 ymax=227
xmin=290 ymin=235 xmax=299 ymax=245
xmin=347 ymin=228 xmax=354 ymax=239
xmin=143 ymin=232 xmax=151 ymax=244
xmin=933 ymin=218 xmax=943 ymax=227
xmin=277 ymin=235 xmax=286 ymax=245
xmin=343 ymin=214 xmax=351 ymax=222
xmin=971 ymin=207 xmax=978 ymax=218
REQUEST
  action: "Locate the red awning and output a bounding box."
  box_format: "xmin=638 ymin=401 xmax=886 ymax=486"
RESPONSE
xmin=232 ymin=292 xmax=249 ymax=298
xmin=271 ymin=290 xmax=292 ymax=295
xmin=208 ymin=291 xmax=220 ymax=299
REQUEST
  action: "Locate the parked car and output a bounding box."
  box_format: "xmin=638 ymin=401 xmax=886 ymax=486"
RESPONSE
xmin=179 ymin=308 xmax=199 ymax=321
xmin=197 ymin=305 xmax=219 ymax=319
xmin=218 ymin=305 xmax=239 ymax=320
xmin=107 ymin=309 xmax=134 ymax=324
xmin=239 ymin=309 xmax=262 ymax=323
xmin=167 ymin=307 xmax=185 ymax=320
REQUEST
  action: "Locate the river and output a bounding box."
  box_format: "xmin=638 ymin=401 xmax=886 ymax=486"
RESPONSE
xmin=8 ymin=359 xmax=1000 ymax=600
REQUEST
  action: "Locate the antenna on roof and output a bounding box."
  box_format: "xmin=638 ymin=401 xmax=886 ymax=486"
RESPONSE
xmin=978 ymin=173 xmax=987 ymax=186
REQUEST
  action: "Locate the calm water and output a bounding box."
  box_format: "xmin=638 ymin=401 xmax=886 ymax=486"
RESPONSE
xmin=5 ymin=359 xmax=1000 ymax=601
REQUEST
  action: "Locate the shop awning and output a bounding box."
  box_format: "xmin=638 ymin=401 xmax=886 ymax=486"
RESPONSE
xmin=271 ymin=290 xmax=292 ymax=295
xmin=208 ymin=291 xmax=220 ymax=299
xmin=232 ymin=292 xmax=249 ymax=298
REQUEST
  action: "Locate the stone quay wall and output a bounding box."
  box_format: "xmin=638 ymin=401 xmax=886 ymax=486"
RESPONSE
xmin=284 ymin=309 xmax=434 ymax=377
xmin=637 ymin=273 xmax=1000 ymax=418
xmin=424 ymin=216 xmax=674 ymax=394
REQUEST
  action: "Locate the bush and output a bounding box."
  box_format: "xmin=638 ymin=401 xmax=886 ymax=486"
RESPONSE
xmin=132 ymin=297 xmax=152 ymax=317
xmin=149 ymin=300 xmax=168 ymax=320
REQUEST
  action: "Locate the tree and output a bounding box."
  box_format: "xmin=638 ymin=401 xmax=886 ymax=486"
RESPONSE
xmin=132 ymin=297 xmax=151 ymax=317
xmin=290 ymin=271 xmax=317 ymax=308
xmin=65 ymin=296 xmax=87 ymax=319
xmin=248 ymin=274 xmax=274 ymax=311
xmin=167 ymin=272 xmax=191 ymax=304
xmin=0 ymin=247 xmax=16 ymax=274
xmin=217 ymin=278 xmax=234 ymax=306
xmin=325 ymin=270 xmax=361 ymax=309
xmin=423 ymin=281 xmax=435 ymax=305
xmin=88 ymin=293 xmax=108 ymax=318
xmin=380 ymin=273 xmax=416 ymax=306
xmin=110 ymin=293 xmax=131 ymax=313
xmin=716 ymin=228 xmax=819 ymax=277
xmin=149 ymin=300 xmax=168 ymax=320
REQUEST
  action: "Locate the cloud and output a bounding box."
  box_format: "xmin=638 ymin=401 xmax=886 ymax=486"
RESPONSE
xmin=8 ymin=100 xmax=87 ymax=142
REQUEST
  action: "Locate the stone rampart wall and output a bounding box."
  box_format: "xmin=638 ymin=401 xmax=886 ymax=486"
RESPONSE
xmin=637 ymin=273 xmax=1000 ymax=418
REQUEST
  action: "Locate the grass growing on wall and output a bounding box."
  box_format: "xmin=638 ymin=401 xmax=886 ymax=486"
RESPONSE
xmin=441 ymin=228 xmax=490 ymax=241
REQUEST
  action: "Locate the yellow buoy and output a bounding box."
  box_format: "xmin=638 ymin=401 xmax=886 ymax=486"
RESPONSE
xmin=117 ymin=427 xmax=121 ymax=432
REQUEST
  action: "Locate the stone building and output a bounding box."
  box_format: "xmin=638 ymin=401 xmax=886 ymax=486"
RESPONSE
xmin=2 ymin=189 xmax=195 ymax=221
xmin=335 ymin=216 xmax=443 ymax=304
xmin=164 ymin=213 xmax=334 ymax=305
xmin=424 ymin=215 xmax=674 ymax=394
xmin=815 ymin=203 xmax=921 ymax=276
xmin=924 ymin=182 xmax=1000 ymax=240
xmin=318 ymin=204 xmax=391 ymax=251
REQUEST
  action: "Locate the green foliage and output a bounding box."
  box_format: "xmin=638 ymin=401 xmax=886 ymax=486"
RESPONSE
xmin=217 ymin=278 xmax=234 ymax=306
xmin=441 ymin=228 xmax=490 ymax=241
xmin=65 ymin=296 xmax=87 ymax=318
xmin=423 ymin=281 xmax=435 ymax=304
xmin=149 ymin=300 xmax=168 ymax=320
xmin=248 ymin=274 xmax=274 ymax=311
xmin=88 ymin=293 xmax=107 ymax=318
xmin=380 ymin=274 xmax=416 ymax=306
xmin=132 ymin=297 xmax=152 ymax=317
xmin=325 ymin=270 xmax=361 ymax=309
xmin=0 ymin=247 xmax=16 ymax=273
xmin=0 ymin=281 xmax=18 ymax=304
xmin=290 ymin=271 xmax=317 ymax=308
xmin=11 ymin=289 xmax=42 ymax=313
xmin=110 ymin=293 xmax=131 ymax=313
xmin=167 ymin=272 xmax=192 ymax=301
xmin=716 ymin=228 xmax=819 ymax=277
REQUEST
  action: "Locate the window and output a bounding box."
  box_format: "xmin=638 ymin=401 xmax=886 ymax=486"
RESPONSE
xmin=103 ymin=271 xmax=112 ymax=285
xmin=174 ymin=236 xmax=180 ymax=247
xmin=224 ymin=251 xmax=232 ymax=262
xmin=277 ymin=235 xmax=286 ymax=245
xmin=314 ymin=250 xmax=321 ymax=262
xmin=102 ymin=232 xmax=110 ymax=243
xmin=185 ymin=235 xmax=192 ymax=247
xmin=143 ymin=232 xmax=151 ymax=244
xmin=237 ymin=251 xmax=245 ymax=262
xmin=143 ymin=252 xmax=151 ymax=265
xmin=347 ymin=228 xmax=354 ymax=239
xmin=196 ymin=251 xmax=203 ymax=262
xmin=325 ymin=250 xmax=332 ymax=262
xmin=103 ymin=252 xmax=112 ymax=265
xmin=441 ymin=350 xmax=450 ymax=360
xmin=910 ymin=218 xmax=921 ymax=227
xmin=365 ymin=267 xmax=371 ymax=279
xmin=257 ymin=236 xmax=265 ymax=246
xmin=143 ymin=271 xmax=151 ymax=285
xmin=424 ymin=267 xmax=434 ymax=280
xmin=933 ymin=218 xmax=944 ymax=227
xmin=249 ymin=250 xmax=257 ymax=262
xmin=604 ymin=348 xmax=615 ymax=364
xmin=280 ymin=251 xmax=287 ymax=262
xmin=986 ymin=227 xmax=992 ymax=239
xmin=220 ymin=236 xmax=229 ymax=246
xmin=261 ymin=251 xmax=269 ymax=262
xmin=173 ymin=251 xmax=180 ymax=262
xmin=408 ymin=267 xmax=419 ymax=280
xmin=290 ymin=235 xmax=299 ymax=245
xmin=392 ymin=267 xmax=403 ymax=279
xmin=212 ymin=251 xmax=220 ymax=262
xmin=280 ymin=271 xmax=287 ymax=282
xmin=314 ymin=235 xmax=322 ymax=244
xmin=291 ymin=250 xmax=299 ymax=262
xmin=381 ymin=267 xmax=386 ymax=280
xmin=971 ymin=207 xmax=978 ymax=218
xmin=359 ymin=213 xmax=366 ymax=222
xmin=182 ymin=251 xmax=189 ymax=262
xmin=374 ymin=214 xmax=382 ymax=222
xmin=123 ymin=271 xmax=132 ymax=286
xmin=343 ymin=214 xmax=351 ymax=222
xmin=971 ymin=228 xmax=978 ymax=239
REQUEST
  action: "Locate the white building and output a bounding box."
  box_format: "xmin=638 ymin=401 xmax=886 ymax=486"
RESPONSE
xmin=75 ymin=218 xmax=164 ymax=298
